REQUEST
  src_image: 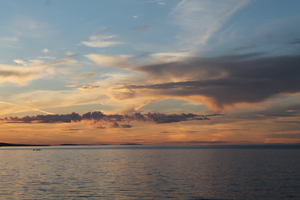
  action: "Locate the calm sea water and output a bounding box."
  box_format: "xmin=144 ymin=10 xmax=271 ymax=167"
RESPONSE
xmin=0 ymin=145 xmax=300 ymax=200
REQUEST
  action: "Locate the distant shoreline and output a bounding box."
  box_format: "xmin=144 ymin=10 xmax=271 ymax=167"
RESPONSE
xmin=1 ymin=142 xmax=300 ymax=148
xmin=0 ymin=142 xmax=50 ymax=147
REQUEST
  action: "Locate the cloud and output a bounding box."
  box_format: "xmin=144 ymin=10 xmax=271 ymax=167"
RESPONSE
xmin=287 ymin=110 xmax=300 ymax=113
xmin=14 ymin=59 xmax=28 ymax=66
xmin=85 ymin=54 xmax=134 ymax=68
xmin=0 ymin=111 xmax=215 ymax=127
xmin=266 ymin=133 xmax=300 ymax=139
xmin=167 ymin=140 xmax=229 ymax=144
xmin=14 ymin=59 xmax=45 ymax=67
xmin=273 ymin=121 xmax=300 ymax=124
xmin=0 ymin=37 xmax=18 ymax=43
xmin=120 ymin=124 xmax=132 ymax=128
xmin=11 ymin=16 xmax=56 ymax=38
xmin=37 ymin=56 xmax=56 ymax=59
xmin=78 ymin=85 xmax=100 ymax=90
xmin=81 ymin=34 xmax=126 ymax=48
xmin=0 ymin=89 xmax=108 ymax=116
xmin=74 ymin=72 xmax=98 ymax=80
xmin=66 ymin=85 xmax=77 ymax=88
xmin=225 ymin=100 xmax=300 ymax=122
xmin=65 ymin=51 xmax=77 ymax=57
xmin=85 ymin=52 xmax=191 ymax=70
xmin=0 ymin=101 xmax=54 ymax=115
xmin=28 ymin=59 xmax=45 ymax=66
xmin=43 ymin=48 xmax=49 ymax=53
xmin=171 ymin=0 xmax=250 ymax=49
xmin=106 ymin=53 xmax=300 ymax=111
xmin=0 ymin=58 xmax=76 ymax=86
xmin=158 ymin=1 xmax=166 ymax=6
xmin=25 ymin=100 xmax=39 ymax=103
xmin=0 ymin=68 xmax=41 ymax=85
xmin=290 ymin=39 xmax=300 ymax=45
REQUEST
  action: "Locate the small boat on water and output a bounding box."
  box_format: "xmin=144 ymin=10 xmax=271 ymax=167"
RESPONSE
xmin=33 ymin=149 xmax=42 ymax=151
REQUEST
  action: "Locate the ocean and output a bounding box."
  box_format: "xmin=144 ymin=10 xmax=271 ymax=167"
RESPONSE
xmin=0 ymin=145 xmax=299 ymax=199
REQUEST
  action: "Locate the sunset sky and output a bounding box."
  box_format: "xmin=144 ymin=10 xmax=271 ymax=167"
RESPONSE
xmin=1 ymin=0 xmax=300 ymax=145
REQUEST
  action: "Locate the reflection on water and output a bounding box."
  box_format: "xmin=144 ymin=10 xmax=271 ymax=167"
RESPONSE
xmin=0 ymin=145 xmax=300 ymax=199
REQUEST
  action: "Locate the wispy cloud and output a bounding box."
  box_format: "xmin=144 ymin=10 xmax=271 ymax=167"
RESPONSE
xmin=74 ymin=72 xmax=98 ymax=80
xmin=85 ymin=52 xmax=191 ymax=71
xmin=157 ymin=0 xmax=166 ymax=6
xmin=78 ymin=85 xmax=100 ymax=90
xmin=81 ymin=33 xmax=126 ymax=48
xmin=0 ymin=89 xmax=108 ymax=116
xmin=0 ymin=101 xmax=53 ymax=115
xmin=286 ymin=110 xmax=300 ymax=113
xmin=0 ymin=37 xmax=19 ymax=48
xmin=85 ymin=54 xmax=134 ymax=68
xmin=0 ymin=65 xmax=42 ymax=85
xmin=266 ymin=133 xmax=300 ymax=139
xmin=11 ymin=16 xmax=57 ymax=38
xmin=172 ymin=0 xmax=250 ymax=50
xmin=37 ymin=56 xmax=56 ymax=59
xmin=66 ymin=85 xmax=77 ymax=88
xmin=14 ymin=59 xmax=28 ymax=66
xmin=24 ymin=100 xmax=39 ymax=103
xmin=0 ymin=58 xmax=76 ymax=86
xmin=0 ymin=37 xmax=18 ymax=43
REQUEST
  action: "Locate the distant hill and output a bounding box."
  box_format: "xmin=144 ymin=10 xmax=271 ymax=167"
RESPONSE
xmin=0 ymin=142 xmax=49 ymax=147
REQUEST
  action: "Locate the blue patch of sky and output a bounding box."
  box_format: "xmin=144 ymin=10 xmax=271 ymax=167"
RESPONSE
xmin=0 ymin=0 xmax=182 ymax=63
xmin=202 ymin=0 xmax=300 ymax=57
xmin=0 ymin=78 xmax=72 ymax=98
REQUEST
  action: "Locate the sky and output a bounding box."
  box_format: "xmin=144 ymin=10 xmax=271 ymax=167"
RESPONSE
xmin=1 ymin=0 xmax=300 ymax=145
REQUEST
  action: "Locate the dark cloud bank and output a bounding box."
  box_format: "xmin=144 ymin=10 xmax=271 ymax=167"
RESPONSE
xmin=1 ymin=111 xmax=219 ymax=127
xmin=117 ymin=54 xmax=300 ymax=111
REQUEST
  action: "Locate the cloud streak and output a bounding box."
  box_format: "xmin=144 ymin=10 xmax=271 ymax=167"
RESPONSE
xmin=172 ymin=0 xmax=250 ymax=49
xmin=266 ymin=133 xmax=300 ymax=139
xmin=81 ymin=34 xmax=126 ymax=48
xmin=0 ymin=89 xmax=108 ymax=116
xmin=78 ymin=85 xmax=100 ymax=90
xmin=0 ymin=58 xmax=76 ymax=86
xmin=1 ymin=111 xmax=217 ymax=128
xmin=0 ymin=101 xmax=53 ymax=115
